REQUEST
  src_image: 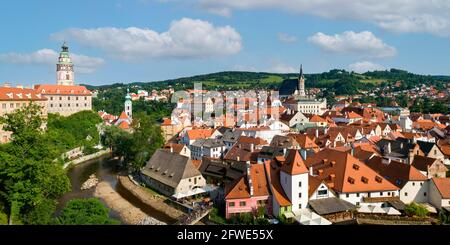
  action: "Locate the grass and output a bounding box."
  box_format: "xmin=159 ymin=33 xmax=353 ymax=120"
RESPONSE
xmin=361 ymin=79 xmax=386 ymax=84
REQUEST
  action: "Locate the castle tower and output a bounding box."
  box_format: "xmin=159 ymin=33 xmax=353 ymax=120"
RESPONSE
xmin=125 ymin=88 xmax=132 ymax=119
xmin=298 ymin=65 xmax=306 ymax=97
xmin=56 ymin=42 xmax=74 ymax=86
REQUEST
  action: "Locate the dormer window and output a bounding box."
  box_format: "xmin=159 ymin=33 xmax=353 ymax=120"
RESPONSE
xmin=361 ymin=176 xmax=368 ymax=183
xmin=347 ymin=177 xmax=355 ymax=184
xmin=353 ymin=164 xmax=360 ymax=170
xmin=375 ymin=176 xmax=383 ymax=183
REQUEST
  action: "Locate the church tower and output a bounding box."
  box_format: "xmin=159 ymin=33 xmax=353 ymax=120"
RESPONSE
xmin=56 ymin=42 xmax=75 ymax=86
xmin=298 ymin=65 xmax=306 ymax=97
xmin=125 ymin=88 xmax=132 ymax=119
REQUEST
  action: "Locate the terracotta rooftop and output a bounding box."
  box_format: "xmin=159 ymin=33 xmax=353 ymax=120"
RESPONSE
xmin=305 ymin=149 xmax=399 ymax=193
xmin=0 ymin=87 xmax=47 ymax=101
xmin=34 ymin=84 xmax=91 ymax=95
xmin=281 ymin=149 xmax=309 ymax=175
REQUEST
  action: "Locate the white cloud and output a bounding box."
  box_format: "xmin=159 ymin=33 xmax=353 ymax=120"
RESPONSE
xmin=50 ymin=18 xmax=242 ymax=61
xmin=197 ymin=0 xmax=450 ymax=36
xmin=348 ymin=61 xmax=385 ymax=73
xmin=0 ymin=49 xmax=104 ymax=74
xmin=308 ymin=31 xmax=396 ymax=58
xmin=277 ymin=33 xmax=297 ymax=43
xmin=267 ymin=61 xmax=296 ymax=73
xmin=233 ymin=64 xmax=258 ymax=72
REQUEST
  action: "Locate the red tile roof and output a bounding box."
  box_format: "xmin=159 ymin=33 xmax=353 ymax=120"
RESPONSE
xmin=0 ymin=87 xmax=47 ymax=101
xmin=34 ymin=84 xmax=91 ymax=95
xmin=281 ymin=149 xmax=309 ymax=175
xmin=264 ymin=161 xmax=292 ymax=206
xmin=225 ymin=164 xmax=269 ymax=199
xmin=186 ymin=129 xmax=213 ymax=140
xmin=305 ymin=149 xmax=399 ymax=193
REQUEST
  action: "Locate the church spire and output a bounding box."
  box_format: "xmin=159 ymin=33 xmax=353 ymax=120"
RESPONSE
xmin=298 ymin=64 xmax=306 ymax=97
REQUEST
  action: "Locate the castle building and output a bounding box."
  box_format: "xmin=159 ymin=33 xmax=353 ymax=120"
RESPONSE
xmin=0 ymin=87 xmax=48 ymax=143
xmin=35 ymin=43 xmax=92 ymax=116
xmin=57 ymin=42 xmax=75 ymax=86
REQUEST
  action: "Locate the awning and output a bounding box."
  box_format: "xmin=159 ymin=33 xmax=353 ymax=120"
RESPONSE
xmin=293 ymin=209 xmax=332 ymax=225
xmin=383 ymin=207 xmax=401 ymax=215
xmin=171 ymin=185 xmax=219 ymax=199
xmin=283 ymin=212 xmax=295 ymax=219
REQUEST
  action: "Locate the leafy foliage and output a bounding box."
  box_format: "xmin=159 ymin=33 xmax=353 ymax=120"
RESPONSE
xmin=405 ymin=202 xmax=429 ymax=217
xmin=0 ymin=104 xmax=71 ymax=224
xmin=55 ymin=198 xmax=119 ymax=225
xmin=102 ymin=112 xmax=164 ymax=171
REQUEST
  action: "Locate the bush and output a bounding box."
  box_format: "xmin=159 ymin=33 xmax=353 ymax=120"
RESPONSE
xmin=56 ymin=198 xmax=120 ymax=225
xmin=405 ymin=202 xmax=429 ymax=217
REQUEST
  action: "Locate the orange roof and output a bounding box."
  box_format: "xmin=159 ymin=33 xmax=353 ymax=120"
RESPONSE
xmin=186 ymin=129 xmax=213 ymax=140
xmin=34 ymin=84 xmax=91 ymax=95
xmin=413 ymin=120 xmax=438 ymax=131
xmin=118 ymin=111 xmax=129 ymax=120
xmin=346 ymin=111 xmax=363 ymax=119
xmin=309 ymin=114 xmax=327 ymax=123
xmin=439 ymin=145 xmax=450 ymax=156
xmin=237 ymin=136 xmax=268 ymax=146
xmin=162 ymin=118 xmax=172 ymax=126
xmin=0 ymin=87 xmax=47 ymax=101
xmin=225 ymin=164 xmax=269 ymax=199
xmin=118 ymin=121 xmax=130 ymax=129
xmin=191 ymin=160 xmax=202 ymax=169
xmin=264 ymin=161 xmax=292 ymax=206
xmin=291 ymin=134 xmax=319 ymax=150
xmin=431 ymin=178 xmax=450 ymax=199
xmin=163 ymin=143 xmax=186 ymax=154
xmin=305 ymin=149 xmax=399 ymax=193
xmin=281 ymin=150 xmax=309 ymax=175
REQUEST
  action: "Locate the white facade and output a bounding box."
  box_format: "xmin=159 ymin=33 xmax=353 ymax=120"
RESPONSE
xmin=399 ymin=116 xmax=412 ymax=132
xmin=338 ymin=190 xmax=399 ymax=207
xmin=285 ymin=99 xmax=327 ymax=115
xmin=399 ymin=180 xmax=428 ymax=204
xmin=429 ymin=180 xmax=450 ymax=209
xmin=176 ymin=175 xmax=206 ymax=194
xmin=280 ymin=171 xmax=309 ymax=211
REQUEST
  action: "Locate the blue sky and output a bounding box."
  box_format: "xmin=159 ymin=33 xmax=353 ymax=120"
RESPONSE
xmin=1 ymin=0 xmax=450 ymax=86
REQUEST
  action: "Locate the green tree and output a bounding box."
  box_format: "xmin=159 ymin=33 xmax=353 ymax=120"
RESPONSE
xmin=56 ymin=198 xmax=119 ymax=225
xmin=0 ymin=103 xmax=70 ymax=224
xmin=405 ymin=202 xmax=429 ymax=217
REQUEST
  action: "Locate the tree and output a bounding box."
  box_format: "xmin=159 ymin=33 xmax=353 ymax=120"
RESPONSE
xmin=56 ymin=198 xmax=119 ymax=225
xmin=405 ymin=202 xmax=429 ymax=217
xmin=0 ymin=103 xmax=70 ymax=224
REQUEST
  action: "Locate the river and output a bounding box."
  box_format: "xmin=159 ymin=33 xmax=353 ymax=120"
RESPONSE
xmin=58 ymin=155 xmax=177 ymax=224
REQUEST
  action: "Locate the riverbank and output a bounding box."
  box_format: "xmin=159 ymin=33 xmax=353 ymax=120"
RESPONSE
xmin=117 ymin=176 xmax=185 ymax=221
xmin=63 ymin=149 xmax=111 ymax=169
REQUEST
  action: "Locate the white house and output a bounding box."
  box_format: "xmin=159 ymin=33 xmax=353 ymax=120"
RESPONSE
xmin=190 ymin=138 xmax=226 ymax=160
xmin=429 ymin=178 xmax=450 ymax=209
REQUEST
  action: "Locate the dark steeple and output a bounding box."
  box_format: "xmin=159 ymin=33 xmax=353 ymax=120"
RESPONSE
xmin=62 ymin=42 xmax=69 ymax=52
xmin=298 ymin=64 xmax=303 ymax=91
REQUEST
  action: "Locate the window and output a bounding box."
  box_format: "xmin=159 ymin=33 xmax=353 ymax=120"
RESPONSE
xmin=346 ymin=193 xmax=349 ymax=198
xmin=420 ymin=183 xmax=423 ymax=186
xmin=50 ymin=104 xmax=53 ymax=108
xmin=424 ymin=192 xmax=427 ymax=196
xmin=228 ymin=202 xmax=235 ymax=207
xmin=59 ymin=97 xmax=62 ymax=100
xmin=412 ymin=182 xmax=415 ymax=186
xmin=59 ymin=104 xmax=62 ymax=107
xmin=318 ymin=190 xmax=328 ymax=196
xmin=16 ymin=103 xmax=20 ymax=108
xmin=404 ymin=192 xmax=408 ymax=196
xmin=298 ymin=182 xmax=302 ymax=187
xmin=68 ymin=97 xmax=70 ymax=100
xmin=356 ymin=193 xmax=360 ymax=197
xmin=299 ymin=204 xmax=302 ymax=209
xmin=2 ymin=103 xmax=6 ymax=109
xmin=380 ymin=192 xmax=383 ymax=196
xmin=76 ymin=97 xmax=79 ymax=100
xmin=298 ymin=193 xmax=302 ymax=198
xmin=85 ymin=97 xmax=87 ymax=100
xmin=10 ymin=103 xmax=13 ymax=108
xmin=434 ymin=150 xmax=437 ymax=155
xmin=356 ymin=202 xmax=360 ymax=206
xmin=239 ymin=201 xmax=246 ymax=207
xmin=50 ymin=97 xmax=53 ymax=101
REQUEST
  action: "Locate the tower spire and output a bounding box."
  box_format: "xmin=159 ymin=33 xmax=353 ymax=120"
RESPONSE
xmin=298 ymin=64 xmax=306 ymax=97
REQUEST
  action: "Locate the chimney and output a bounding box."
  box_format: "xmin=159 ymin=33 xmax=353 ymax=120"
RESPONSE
xmin=386 ymin=142 xmax=391 ymax=154
xmin=250 ymin=143 xmax=254 ymax=152
xmin=237 ymin=156 xmax=240 ymax=162
xmin=408 ymin=149 xmax=414 ymax=165
xmin=350 ymin=143 xmax=355 ymax=156
xmin=170 ymin=146 xmax=173 ymax=153
xmin=309 ymin=166 xmax=314 ymax=176
xmin=315 ymin=129 xmax=319 ymax=138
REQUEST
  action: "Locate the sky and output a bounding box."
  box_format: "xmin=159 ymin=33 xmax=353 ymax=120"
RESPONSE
xmin=1 ymin=0 xmax=450 ymax=86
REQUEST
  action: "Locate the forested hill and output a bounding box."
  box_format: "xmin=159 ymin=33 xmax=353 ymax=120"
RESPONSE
xmin=83 ymin=69 xmax=450 ymax=92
